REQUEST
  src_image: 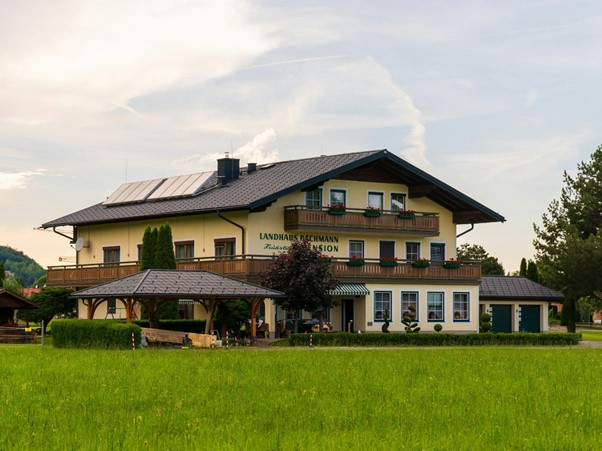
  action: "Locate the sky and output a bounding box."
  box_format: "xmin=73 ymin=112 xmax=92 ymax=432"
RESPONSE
xmin=1 ymin=0 xmax=602 ymax=273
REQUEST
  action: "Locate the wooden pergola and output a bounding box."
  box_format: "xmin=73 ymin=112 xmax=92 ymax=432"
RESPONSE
xmin=0 ymin=289 xmax=40 ymax=324
xmin=71 ymin=269 xmax=285 ymax=343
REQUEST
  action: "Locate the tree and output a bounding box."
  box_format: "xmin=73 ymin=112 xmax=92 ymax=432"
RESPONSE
xmin=260 ymin=240 xmax=339 ymax=333
xmin=2 ymin=276 xmax=24 ymax=296
xmin=526 ymin=260 xmax=539 ymax=283
xmin=139 ymin=224 xmax=178 ymax=328
xmin=0 ymin=262 xmax=5 ymax=284
xmin=534 ymin=144 xmax=602 ymax=332
xmin=19 ymin=288 xmax=76 ymax=334
xmin=519 ymin=258 xmax=527 ymax=277
xmin=457 ymin=244 xmax=505 ymax=275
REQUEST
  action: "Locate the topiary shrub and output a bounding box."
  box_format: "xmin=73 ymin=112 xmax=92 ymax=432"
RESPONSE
xmin=401 ymin=305 xmax=421 ymax=333
xmin=381 ymin=310 xmax=390 ymax=333
xmin=480 ymin=312 xmax=492 ymax=333
xmin=434 ymin=323 xmax=443 ymax=333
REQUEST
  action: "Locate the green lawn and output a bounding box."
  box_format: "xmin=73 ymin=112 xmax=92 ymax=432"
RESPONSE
xmin=579 ymin=329 xmax=602 ymax=341
xmin=1 ymin=346 xmax=601 ymax=450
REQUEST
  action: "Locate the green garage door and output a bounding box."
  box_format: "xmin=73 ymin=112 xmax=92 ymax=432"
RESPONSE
xmin=491 ymin=304 xmax=512 ymax=333
xmin=519 ymin=305 xmax=541 ymax=333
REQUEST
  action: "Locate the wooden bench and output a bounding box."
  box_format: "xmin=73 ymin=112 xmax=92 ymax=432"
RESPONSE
xmin=0 ymin=327 xmax=36 ymax=344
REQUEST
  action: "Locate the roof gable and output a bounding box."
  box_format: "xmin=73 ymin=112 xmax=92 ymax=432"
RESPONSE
xmin=42 ymin=149 xmax=505 ymax=228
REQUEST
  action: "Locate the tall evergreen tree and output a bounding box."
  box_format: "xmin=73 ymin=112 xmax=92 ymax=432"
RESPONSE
xmin=519 ymin=258 xmax=527 ymax=277
xmin=534 ymin=144 xmax=602 ymax=332
xmin=139 ymin=224 xmax=178 ymax=327
xmin=526 ymin=260 xmax=539 ymax=283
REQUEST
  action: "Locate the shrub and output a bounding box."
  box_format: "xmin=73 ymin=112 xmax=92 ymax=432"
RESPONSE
xmin=434 ymin=324 xmax=443 ymax=333
xmin=52 ymin=319 xmax=141 ymax=349
xmin=480 ymin=312 xmax=492 ymax=333
xmin=287 ymin=332 xmax=582 ymax=347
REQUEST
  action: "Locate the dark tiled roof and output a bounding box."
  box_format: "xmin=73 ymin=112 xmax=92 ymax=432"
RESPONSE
xmin=480 ymin=276 xmax=564 ymax=301
xmin=71 ymin=269 xmax=285 ymax=299
xmin=0 ymin=289 xmax=41 ymax=309
xmin=42 ymin=149 xmax=505 ymax=227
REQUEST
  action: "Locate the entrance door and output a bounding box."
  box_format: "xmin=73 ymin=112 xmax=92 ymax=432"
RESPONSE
xmin=491 ymin=304 xmax=512 ymax=333
xmin=520 ymin=305 xmax=541 ymax=333
xmin=343 ymin=299 xmax=354 ymax=333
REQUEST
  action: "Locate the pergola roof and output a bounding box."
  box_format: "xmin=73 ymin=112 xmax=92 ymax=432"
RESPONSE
xmin=0 ymin=289 xmax=40 ymax=309
xmin=71 ymin=269 xmax=285 ymax=300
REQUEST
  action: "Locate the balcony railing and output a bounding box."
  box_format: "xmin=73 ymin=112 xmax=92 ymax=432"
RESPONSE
xmin=284 ymin=206 xmax=439 ymax=236
xmin=46 ymin=255 xmax=480 ymax=288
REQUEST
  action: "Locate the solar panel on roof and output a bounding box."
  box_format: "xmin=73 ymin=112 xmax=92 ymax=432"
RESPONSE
xmin=102 ymin=178 xmax=164 ymax=205
xmin=147 ymin=172 xmax=212 ymax=200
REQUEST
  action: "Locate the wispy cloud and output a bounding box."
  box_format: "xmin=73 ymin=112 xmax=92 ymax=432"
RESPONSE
xmin=0 ymin=170 xmax=45 ymax=190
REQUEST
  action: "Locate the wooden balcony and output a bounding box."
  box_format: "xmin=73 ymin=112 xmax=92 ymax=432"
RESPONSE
xmin=46 ymin=256 xmax=480 ymax=288
xmin=284 ymin=206 xmax=439 ymax=236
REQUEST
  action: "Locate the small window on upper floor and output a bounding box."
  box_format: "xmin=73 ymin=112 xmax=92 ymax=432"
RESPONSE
xmin=329 ymin=189 xmax=346 ymax=208
xmin=391 ymin=193 xmax=407 ymax=212
xmin=305 ymin=188 xmax=322 ymax=210
xmin=368 ymin=192 xmax=383 ymax=210
xmin=175 ymin=241 xmax=195 ymax=262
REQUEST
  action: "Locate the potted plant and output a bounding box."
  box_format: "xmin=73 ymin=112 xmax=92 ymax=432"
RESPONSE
xmin=318 ymin=255 xmax=333 ymax=263
xmin=328 ymin=203 xmax=346 ymax=215
xmin=363 ymin=206 xmax=381 ymax=217
xmin=411 ymin=258 xmax=430 ymax=268
xmin=398 ymin=209 xmax=416 ymax=219
xmin=379 ymin=257 xmax=398 ymax=267
xmin=443 ymin=258 xmax=462 ymax=269
xmin=346 ymin=256 xmax=365 ymax=266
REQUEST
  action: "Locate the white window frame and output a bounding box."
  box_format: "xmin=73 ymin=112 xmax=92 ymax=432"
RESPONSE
xmin=453 ymin=292 xmax=470 ymax=322
xmin=305 ymin=188 xmax=323 ymax=210
xmin=379 ymin=240 xmax=396 ymax=259
xmin=401 ymin=291 xmax=419 ymax=322
xmin=427 ymin=292 xmax=444 ymax=322
xmin=329 ymin=189 xmax=347 ymax=208
xmin=367 ymin=191 xmax=384 ymax=210
xmin=349 ymin=240 xmax=365 ymax=259
xmin=406 ymin=242 xmax=421 ymax=261
xmin=430 ymin=242 xmax=446 ymax=262
xmin=374 ymin=291 xmax=392 ymax=323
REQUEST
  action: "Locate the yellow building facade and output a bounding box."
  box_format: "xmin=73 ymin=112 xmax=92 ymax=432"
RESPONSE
xmin=43 ymin=149 xmax=507 ymax=335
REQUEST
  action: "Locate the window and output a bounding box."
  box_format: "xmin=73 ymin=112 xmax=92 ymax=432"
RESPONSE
xmin=430 ymin=243 xmax=445 ymax=262
xmin=379 ymin=241 xmax=395 ymax=259
xmin=427 ymin=292 xmax=444 ymax=321
xmin=401 ymin=292 xmax=419 ymax=321
xmin=406 ymin=242 xmax=420 ymax=260
xmin=349 ymin=240 xmax=364 ymax=259
xmin=453 ymin=293 xmax=470 ymax=321
xmin=103 ymin=246 xmax=120 ymax=266
xmin=374 ymin=291 xmax=392 ymax=322
xmin=367 ymin=192 xmax=383 ymax=210
xmin=107 ymin=298 xmax=116 ymax=315
xmin=329 ymin=189 xmax=346 ymax=208
xmin=215 ymin=238 xmax=235 ymax=259
xmin=178 ymin=302 xmax=195 ymax=319
xmin=305 ymin=188 xmax=322 ymax=210
xmin=137 ymin=244 xmax=143 ymax=261
xmin=175 ymin=241 xmax=195 ymax=262
xmin=391 ymin=193 xmax=407 ymax=211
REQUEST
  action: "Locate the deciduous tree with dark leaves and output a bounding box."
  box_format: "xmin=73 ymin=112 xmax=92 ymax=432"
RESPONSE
xmin=261 ymin=240 xmax=339 ymax=333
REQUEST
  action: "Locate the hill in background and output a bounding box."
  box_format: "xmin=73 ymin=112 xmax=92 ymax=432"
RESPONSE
xmin=0 ymin=246 xmax=45 ymax=287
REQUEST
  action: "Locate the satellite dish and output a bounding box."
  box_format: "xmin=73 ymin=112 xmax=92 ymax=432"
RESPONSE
xmin=74 ymin=237 xmax=85 ymax=252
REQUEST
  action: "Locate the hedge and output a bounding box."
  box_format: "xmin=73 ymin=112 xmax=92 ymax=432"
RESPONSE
xmin=52 ymin=320 xmax=142 ymax=349
xmin=287 ymin=332 xmax=582 ymax=347
xmin=132 ymin=319 xmax=207 ymax=333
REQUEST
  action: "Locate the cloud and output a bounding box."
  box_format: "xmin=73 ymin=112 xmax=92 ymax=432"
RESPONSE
xmin=234 ymin=129 xmax=280 ymax=164
xmin=0 ymin=0 xmax=276 ymax=125
xmin=0 ymin=170 xmax=45 ymax=190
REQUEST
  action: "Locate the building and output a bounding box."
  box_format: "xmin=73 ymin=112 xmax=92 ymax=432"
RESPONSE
xmin=42 ymin=149 xmax=511 ymax=335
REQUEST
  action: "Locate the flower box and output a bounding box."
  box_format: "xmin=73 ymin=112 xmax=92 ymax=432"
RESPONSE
xmin=411 ymin=259 xmax=430 ymax=268
xmin=398 ymin=211 xmax=416 ymax=219
xmin=363 ymin=209 xmax=381 ymax=217
xmin=346 ymin=258 xmax=365 ymax=267
xmin=328 ymin=204 xmax=346 ymax=215
xmin=443 ymin=260 xmax=462 ymax=269
xmin=379 ymin=259 xmax=398 ymax=267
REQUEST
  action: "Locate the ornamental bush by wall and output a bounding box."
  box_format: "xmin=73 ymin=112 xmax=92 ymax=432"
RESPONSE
xmin=287 ymin=332 xmax=582 ymax=347
xmin=52 ymin=319 xmax=141 ymax=349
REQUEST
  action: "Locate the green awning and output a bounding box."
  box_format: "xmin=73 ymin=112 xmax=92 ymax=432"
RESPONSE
xmin=329 ymin=284 xmax=370 ymax=296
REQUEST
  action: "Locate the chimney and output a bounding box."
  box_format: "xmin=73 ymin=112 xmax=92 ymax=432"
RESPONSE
xmin=247 ymin=162 xmax=257 ymax=174
xmin=217 ymin=153 xmax=240 ymax=185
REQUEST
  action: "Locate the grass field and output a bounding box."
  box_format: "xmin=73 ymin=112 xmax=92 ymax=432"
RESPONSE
xmin=1 ymin=345 xmax=601 ymax=450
